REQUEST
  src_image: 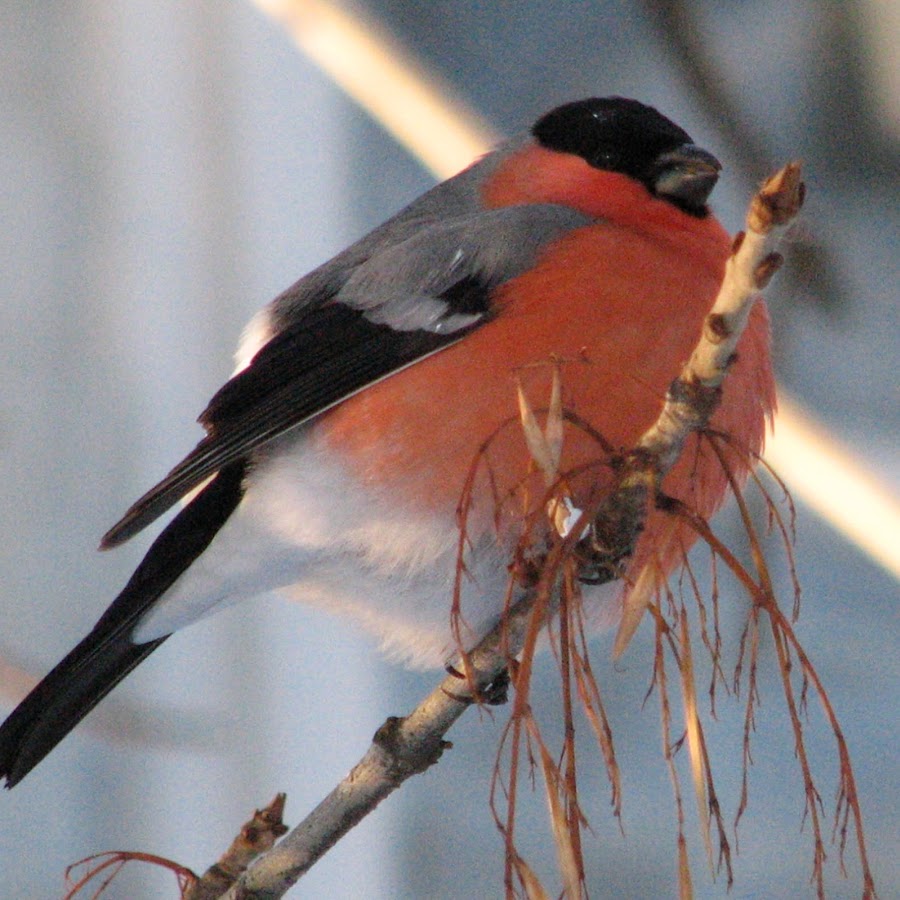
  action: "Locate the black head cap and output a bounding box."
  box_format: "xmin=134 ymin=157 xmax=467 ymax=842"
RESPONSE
xmin=532 ymin=97 xmax=721 ymax=216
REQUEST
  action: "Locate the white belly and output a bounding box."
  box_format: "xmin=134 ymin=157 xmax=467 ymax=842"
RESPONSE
xmin=131 ymin=428 xmax=622 ymax=668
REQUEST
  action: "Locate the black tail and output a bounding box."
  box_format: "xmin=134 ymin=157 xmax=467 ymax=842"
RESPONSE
xmin=0 ymin=461 xmax=246 ymax=786
xmin=0 ymin=630 xmax=167 ymax=787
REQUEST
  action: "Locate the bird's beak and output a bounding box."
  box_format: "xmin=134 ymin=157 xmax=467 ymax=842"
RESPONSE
xmin=652 ymin=144 xmax=722 ymax=211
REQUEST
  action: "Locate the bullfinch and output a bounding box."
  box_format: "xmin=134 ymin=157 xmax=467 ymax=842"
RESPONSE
xmin=0 ymin=97 xmax=775 ymax=786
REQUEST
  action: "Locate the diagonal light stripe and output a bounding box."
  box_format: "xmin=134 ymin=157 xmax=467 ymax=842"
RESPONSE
xmin=250 ymin=0 xmax=900 ymax=580
xmin=253 ymin=0 xmax=500 ymax=177
xmin=766 ymin=393 xmax=900 ymax=578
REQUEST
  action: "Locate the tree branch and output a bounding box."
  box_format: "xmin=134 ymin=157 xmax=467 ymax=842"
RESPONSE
xmin=185 ymin=794 xmax=288 ymax=900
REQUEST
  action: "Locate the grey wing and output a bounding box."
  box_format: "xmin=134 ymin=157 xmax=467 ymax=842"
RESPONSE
xmin=101 ymin=202 xmax=592 ymax=547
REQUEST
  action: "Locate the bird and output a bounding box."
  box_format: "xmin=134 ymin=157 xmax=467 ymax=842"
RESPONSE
xmin=0 ymin=97 xmax=775 ymax=787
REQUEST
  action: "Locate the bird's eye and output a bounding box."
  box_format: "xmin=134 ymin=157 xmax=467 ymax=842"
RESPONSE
xmin=591 ymin=147 xmax=620 ymax=170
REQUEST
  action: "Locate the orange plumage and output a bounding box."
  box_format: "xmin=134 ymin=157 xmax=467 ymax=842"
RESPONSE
xmin=319 ymin=144 xmax=774 ymax=624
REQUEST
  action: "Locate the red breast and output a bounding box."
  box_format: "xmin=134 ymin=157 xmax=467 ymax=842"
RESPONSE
xmin=315 ymin=144 xmax=775 ymax=563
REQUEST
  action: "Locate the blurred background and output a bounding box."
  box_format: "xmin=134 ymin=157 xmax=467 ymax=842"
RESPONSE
xmin=0 ymin=1 xmax=896 ymax=897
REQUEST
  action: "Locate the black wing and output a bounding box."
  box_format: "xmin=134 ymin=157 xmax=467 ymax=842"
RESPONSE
xmin=101 ymin=203 xmax=591 ymax=548
xmin=101 ymin=299 xmax=480 ymax=548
